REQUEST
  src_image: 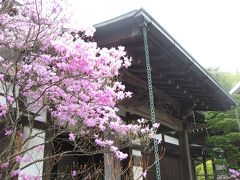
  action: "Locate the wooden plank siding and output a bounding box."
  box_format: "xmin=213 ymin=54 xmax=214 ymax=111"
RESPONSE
xmin=145 ymin=143 xmax=184 ymax=180
xmin=161 ymin=154 xmax=184 ymax=180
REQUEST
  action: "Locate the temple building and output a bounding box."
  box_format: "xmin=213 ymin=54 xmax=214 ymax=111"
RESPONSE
xmin=93 ymin=8 xmax=237 ymax=180
xmin=1 ymin=8 xmax=238 ymax=180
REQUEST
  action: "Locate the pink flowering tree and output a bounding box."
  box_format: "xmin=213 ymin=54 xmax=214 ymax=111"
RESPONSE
xmin=229 ymin=169 xmax=240 ymax=179
xmin=0 ymin=0 xmax=157 ymax=179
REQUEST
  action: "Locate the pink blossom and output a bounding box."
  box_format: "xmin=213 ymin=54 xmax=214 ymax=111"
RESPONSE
xmin=1 ymin=162 xmax=9 ymax=169
xmin=20 ymin=132 xmax=24 ymax=138
xmin=125 ymin=91 xmax=132 ymax=98
xmin=71 ymin=170 xmax=77 ymax=177
xmin=0 ymin=74 xmax=4 ymax=81
xmin=115 ymin=151 xmax=128 ymax=160
xmin=7 ymin=96 xmax=14 ymax=104
xmin=69 ymin=132 xmax=76 ymax=141
xmin=105 ymin=140 xmax=114 ymax=146
xmin=137 ymin=118 xmax=145 ymax=124
xmin=142 ymin=170 xmax=147 ymax=177
xmin=110 ymin=146 xmax=118 ymax=152
xmin=153 ymin=123 xmax=160 ymax=129
xmin=36 ymin=145 xmax=44 ymax=152
xmin=99 ymin=124 xmax=106 ymax=131
xmin=4 ymin=129 xmax=13 ymax=136
xmin=84 ymin=27 xmax=95 ymax=37
xmin=20 ymin=174 xmax=40 ymax=180
xmin=68 ymin=119 xmax=77 ymax=125
xmin=23 ymin=155 xmax=33 ymax=163
xmin=11 ymin=169 xmax=20 ymax=177
xmin=95 ymin=138 xmax=106 ymax=147
xmin=123 ymin=57 xmax=132 ymax=68
xmin=229 ymin=168 xmax=240 ymax=178
xmin=84 ymin=118 xmax=97 ymax=127
xmin=0 ymin=104 xmax=7 ymax=116
xmin=22 ymin=64 xmax=32 ymax=73
xmin=0 ymin=0 xmax=155 ymax=164
xmin=15 ymin=155 xmax=23 ymax=162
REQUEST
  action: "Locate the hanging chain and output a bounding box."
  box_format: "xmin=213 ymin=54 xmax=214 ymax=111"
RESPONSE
xmin=142 ymin=25 xmax=161 ymax=180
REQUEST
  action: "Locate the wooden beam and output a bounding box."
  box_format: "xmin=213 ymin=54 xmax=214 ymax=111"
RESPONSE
xmin=129 ymin=64 xmax=172 ymax=73
xmin=122 ymin=71 xmax=180 ymax=109
xmin=119 ymin=98 xmax=183 ymax=131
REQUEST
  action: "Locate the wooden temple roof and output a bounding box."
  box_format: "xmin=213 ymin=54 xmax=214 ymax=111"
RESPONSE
xmin=230 ymin=81 xmax=240 ymax=94
xmin=94 ymin=8 xmax=237 ymax=111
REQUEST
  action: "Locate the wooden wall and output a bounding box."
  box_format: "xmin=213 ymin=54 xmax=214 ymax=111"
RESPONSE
xmin=145 ymin=140 xmax=193 ymax=180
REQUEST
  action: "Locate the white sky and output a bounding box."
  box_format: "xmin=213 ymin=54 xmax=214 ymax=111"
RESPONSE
xmin=69 ymin=0 xmax=240 ymax=73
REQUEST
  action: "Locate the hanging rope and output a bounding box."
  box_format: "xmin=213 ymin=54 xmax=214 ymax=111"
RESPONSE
xmin=142 ymin=25 xmax=161 ymax=180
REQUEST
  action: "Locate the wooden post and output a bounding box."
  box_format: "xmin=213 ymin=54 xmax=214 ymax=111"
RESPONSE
xmin=104 ymin=129 xmax=122 ymax=180
xmin=179 ymin=129 xmax=193 ymax=180
xmin=43 ymin=113 xmax=54 ymax=180
xmin=184 ymin=131 xmax=194 ymax=180
xmin=191 ymin=159 xmax=197 ymax=180
xmin=212 ymin=159 xmax=217 ymax=180
xmin=104 ymin=153 xmax=121 ymax=180
xmin=104 ymin=109 xmax=128 ymax=180
xmin=202 ymin=154 xmax=209 ymax=180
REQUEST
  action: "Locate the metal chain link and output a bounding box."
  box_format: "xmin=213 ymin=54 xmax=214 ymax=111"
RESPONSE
xmin=142 ymin=26 xmax=161 ymax=180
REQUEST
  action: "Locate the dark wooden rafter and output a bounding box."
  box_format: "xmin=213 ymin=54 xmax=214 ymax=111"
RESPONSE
xmin=128 ymin=57 xmax=226 ymax=110
xmin=155 ymin=86 xmax=206 ymax=95
xmin=110 ymin=41 xmax=197 ymax=106
xmin=128 ymin=64 xmax=228 ymax=110
xmin=119 ymin=98 xmax=183 ymax=131
xmin=126 ymin=45 xmax=213 ymax=105
xmin=125 ymin=39 xmax=227 ymax=109
xmin=122 ymin=71 xmax=180 ymax=109
xmin=126 ymin=75 xmax=210 ymax=110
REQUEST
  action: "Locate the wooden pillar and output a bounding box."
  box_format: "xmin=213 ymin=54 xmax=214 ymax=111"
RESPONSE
xmin=104 ymin=153 xmax=121 ymax=180
xmin=179 ymin=130 xmax=193 ymax=180
xmin=191 ymin=159 xmax=197 ymax=180
xmin=104 ymin=129 xmax=122 ymax=180
xmin=184 ymin=131 xmax=194 ymax=180
xmin=104 ymin=109 xmax=128 ymax=180
xmin=212 ymin=159 xmax=217 ymax=180
xmin=202 ymin=154 xmax=209 ymax=180
xmin=42 ymin=113 xmax=53 ymax=180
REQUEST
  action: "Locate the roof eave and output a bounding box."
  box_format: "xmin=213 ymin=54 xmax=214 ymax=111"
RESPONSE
xmin=94 ymin=8 xmax=238 ymax=109
xmin=230 ymin=81 xmax=240 ymax=95
xmin=137 ymin=8 xmax=238 ymax=108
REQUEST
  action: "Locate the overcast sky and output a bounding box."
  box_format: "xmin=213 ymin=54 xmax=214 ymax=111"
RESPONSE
xmin=69 ymin=0 xmax=240 ymax=73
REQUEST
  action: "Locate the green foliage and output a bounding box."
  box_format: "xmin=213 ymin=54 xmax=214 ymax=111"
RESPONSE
xmin=225 ymin=132 xmax=240 ymax=142
xmin=206 ymin=68 xmax=240 ymax=170
xmin=207 ymin=67 xmax=240 ymax=91
xmin=196 ymin=160 xmax=214 ymax=180
xmin=206 ymin=105 xmax=240 ymax=169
